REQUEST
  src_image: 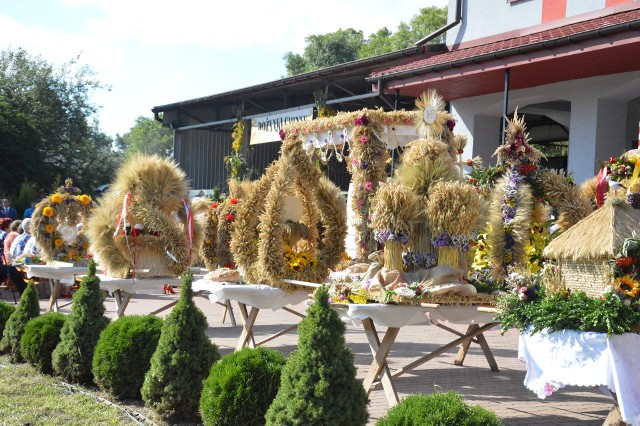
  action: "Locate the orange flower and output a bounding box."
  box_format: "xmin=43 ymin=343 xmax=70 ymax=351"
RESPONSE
xmin=50 ymin=193 xmax=63 ymax=203
xmin=54 ymin=239 xmax=63 ymax=247
xmin=43 ymin=207 xmax=55 ymax=217
xmin=211 ymin=202 xmax=219 ymax=209
xmin=615 ymin=257 xmax=635 ymax=268
xmin=45 ymin=224 xmax=54 ymax=233
xmin=77 ymin=194 xmax=91 ymax=205
xmin=229 ymin=198 xmax=239 ymax=205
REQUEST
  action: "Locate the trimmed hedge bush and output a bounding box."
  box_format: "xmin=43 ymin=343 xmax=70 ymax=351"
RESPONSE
xmin=0 ymin=300 xmax=17 ymax=346
xmin=92 ymin=315 xmax=163 ymax=400
xmin=142 ymin=271 xmax=220 ymax=423
xmin=20 ymin=312 xmax=67 ymax=374
xmin=376 ymin=392 xmax=503 ymax=426
xmin=200 ymin=347 xmax=286 ymax=426
xmin=0 ymin=282 xmax=40 ymax=362
xmin=52 ymin=260 xmax=110 ymax=384
xmin=265 ymin=285 xmax=368 ymax=426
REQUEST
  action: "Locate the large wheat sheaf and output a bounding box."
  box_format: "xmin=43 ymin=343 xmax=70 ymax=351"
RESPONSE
xmin=87 ymin=155 xmax=201 ymax=278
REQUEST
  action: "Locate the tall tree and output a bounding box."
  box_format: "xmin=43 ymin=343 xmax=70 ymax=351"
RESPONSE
xmin=283 ymin=6 xmax=448 ymax=76
xmin=0 ymin=48 xmax=120 ymax=196
xmin=284 ymin=28 xmax=365 ymax=77
xmin=115 ymin=116 xmax=173 ymax=158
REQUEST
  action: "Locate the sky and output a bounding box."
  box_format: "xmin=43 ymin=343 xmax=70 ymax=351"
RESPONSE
xmin=0 ymin=0 xmax=449 ymax=138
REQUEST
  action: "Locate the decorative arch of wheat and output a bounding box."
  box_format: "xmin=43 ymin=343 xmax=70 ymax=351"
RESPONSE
xmin=231 ymin=132 xmax=346 ymax=289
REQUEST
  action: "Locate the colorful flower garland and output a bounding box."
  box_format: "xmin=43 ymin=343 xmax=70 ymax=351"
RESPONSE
xmin=31 ymin=179 xmax=93 ymax=265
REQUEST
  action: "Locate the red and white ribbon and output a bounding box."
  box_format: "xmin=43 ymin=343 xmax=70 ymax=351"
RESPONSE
xmin=113 ymin=192 xmax=132 ymax=238
xmin=183 ymin=198 xmax=194 ymax=261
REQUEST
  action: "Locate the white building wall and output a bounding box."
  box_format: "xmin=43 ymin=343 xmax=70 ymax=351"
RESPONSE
xmin=446 ymin=0 xmax=618 ymax=46
xmin=449 ymin=70 xmax=640 ymax=184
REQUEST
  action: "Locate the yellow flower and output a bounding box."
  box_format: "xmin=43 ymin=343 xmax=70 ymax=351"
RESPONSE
xmin=81 ymin=243 xmax=89 ymax=249
xmin=67 ymin=249 xmax=76 ymax=258
xmin=290 ymin=263 xmax=301 ymax=272
xmin=309 ymin=259 xmax=317 ymax=268
xmin=45 ymin=224 xmax=55 ymax=233
xmin=54 ymin=239 xmax=64 ymax=247
xmin=77 ymin=194 xmax=91 ymax=205
xmin=211 ymin=215 xmax=217 ymax=222
xmin=50 ymin=193 xmax=63 ymax=203
xmin=43 ymin=207 xmax=55 ymax=217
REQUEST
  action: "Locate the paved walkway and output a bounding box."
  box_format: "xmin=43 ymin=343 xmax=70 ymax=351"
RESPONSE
xmin=1 ymin=287 xmax=614 ymax=425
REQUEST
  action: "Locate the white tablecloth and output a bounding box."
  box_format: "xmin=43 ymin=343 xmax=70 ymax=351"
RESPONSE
xmin=24 ymin=264 xmax=89 ymax=284
xmin=193 ymin=279 xmax=309 ymax=311
xmin=331 ymin=303 xmax=432 ymax=328
xmin=97 ymin=275 xmax=184 ymax=294
xmin=518 ymin=327 xmax=640 ymax=426
xmin=331 ymin=304 xmax=496 ymax=328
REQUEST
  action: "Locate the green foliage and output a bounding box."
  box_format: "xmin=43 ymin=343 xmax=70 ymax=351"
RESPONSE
xmin=115 ymin=115 xmax=173 ymax=159
xmin=0 ymin=282 xmax=40 ymax=362
xmin=200 ymin=347 xmax=286 ymax=426
xmin=20 ymin=312 xmax=66 ymax=375
xmin=15 ymin=180 xmax=44 ymax=218
xmin=52 ymin=260 xmax=110 ymax=384
xmin=141 ymin=271 xmax=220 ymax=423
xmin=496 ymin=289 xmax=640 ymax=335
xmin=283 ymin=7 xmax=447 ymax=76
xmin=265 ymin=286 xmax=368 ymax=426
xmin=284 ymin=28 xmax=365 ymax=76
xmin=92 ymin=315 xmax=163 ymax=400
xmin=360 ymin=6 xmax=448 ymax=58
xmin=0 ymin=300 xmax=17 ymax=344
xmin=377 ymin=392 xmax=502 ymax=426
xmin=0 ymin=48 xmax=122 ymax=198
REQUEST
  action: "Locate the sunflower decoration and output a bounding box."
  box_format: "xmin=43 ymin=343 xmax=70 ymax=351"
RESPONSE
xmin=31 ymin=178 xmax=94 ymax=265
xmin=613 ymin=275 xmax=640 ymax=299
xmin=413 ymin=89 xmax=456 ymax=152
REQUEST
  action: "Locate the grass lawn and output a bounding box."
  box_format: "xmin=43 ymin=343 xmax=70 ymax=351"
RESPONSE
xmin=0 ymin=354 xmax=163 ymax=425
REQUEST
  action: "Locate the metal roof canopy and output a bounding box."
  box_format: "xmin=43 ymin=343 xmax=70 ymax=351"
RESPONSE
xmin=152 ymin=45 xmax=448 ymax=132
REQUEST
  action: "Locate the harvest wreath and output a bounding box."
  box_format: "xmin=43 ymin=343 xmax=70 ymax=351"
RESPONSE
xmin=231 ymin=130 xmax=346 ymax=289
xmin=31 ymin=178 xmax=93 ymax=265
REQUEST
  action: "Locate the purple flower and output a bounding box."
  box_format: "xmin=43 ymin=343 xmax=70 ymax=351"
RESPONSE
xmin=354 ymin=114 xmax=369 ymax=126
xmin=446 ymin=119 xmax=456 ymax=131
xmin=279 ymin=129 xmax=285 ymax=141
xmin=361 ymin=161 xmax=369 ymax=169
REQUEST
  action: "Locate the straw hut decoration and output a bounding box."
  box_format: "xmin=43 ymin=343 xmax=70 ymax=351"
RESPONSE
xmin=31 ymin=179 xmax=93 ymax=265
xmin=369 ymin=183 xmax=421 ymax=271
xmin=87 ymin=155 xmax=200 ymax=278
xmin=231 ymin=130 xmax=347 ymax=288
xmin=543 ymin=199 xmax=640 ymax=297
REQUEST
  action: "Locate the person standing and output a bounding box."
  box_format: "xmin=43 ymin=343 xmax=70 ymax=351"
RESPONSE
xmin=1 ymin=198 xmax=17 ymax=220
xmin=23 ymin=202 xmax=35 ymax=219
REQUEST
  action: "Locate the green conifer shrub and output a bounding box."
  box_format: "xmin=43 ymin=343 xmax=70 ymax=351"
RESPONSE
xmin=92 ymin=315 xmax=163 ymax=400
xmin=20 ymin=312 xmax=66 ymax=374
xmin=265 ymin=285 xmax=368 ymax=426
xmin=376 ymin=392 xmax=503 ymax=426
xmin=200 ymin=347 xmax=286 ymax=426
xmin=0 ymin=300 xmax=17 ymax=346
xmin=52 ymin=260 xmax=110 ymax=384
xmin=0 ymin=281 xmax=40 ymax=362
xmin=141 ymin=271 xmax=220 ymax=423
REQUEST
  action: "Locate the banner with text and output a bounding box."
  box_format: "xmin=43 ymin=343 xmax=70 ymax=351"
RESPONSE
xmin=250 ymin=107 xmax=313 ymax=145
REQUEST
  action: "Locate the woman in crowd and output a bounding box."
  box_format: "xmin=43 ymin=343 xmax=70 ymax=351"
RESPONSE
xmin=3 ymin=219 xmax=21 ymax=264
xmin=10 ymin=218 xmax=32 ymax=260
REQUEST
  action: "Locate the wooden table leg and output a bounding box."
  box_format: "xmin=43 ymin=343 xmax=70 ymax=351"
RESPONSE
xmin=46 ymin=279 xmax=62 ymax=312
xmin=362 ymin=318 xmax=400 ymax=406
xmin=236 ymin=303 xmax=259 ymax=351
xmin=454 ymin=323 xmax=499 ymax=372
xmin=113 ymin=289 xmax=133 ymax=318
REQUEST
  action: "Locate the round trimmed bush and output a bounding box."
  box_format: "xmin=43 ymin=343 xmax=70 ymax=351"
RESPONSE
xmin=20 ymin=312 xmax=66 ymax=374
xmin=92 ymin=315 xmax=163 ymax=400
xmin=200 ymin=347 xmax=286 ymax=426
xmin=0 ymin=301 xmax=17 ymax=348
xmin=376 ymin=392 xmax=503 ymax=426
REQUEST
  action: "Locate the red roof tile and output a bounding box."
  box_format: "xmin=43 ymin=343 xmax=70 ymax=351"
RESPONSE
xmin=372 ymin=8 xmax=640 ymax=77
